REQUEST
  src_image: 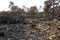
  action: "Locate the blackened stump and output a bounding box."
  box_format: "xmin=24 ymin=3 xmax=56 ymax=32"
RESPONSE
xmin=0 ymin=32 xmax=5 ymax=37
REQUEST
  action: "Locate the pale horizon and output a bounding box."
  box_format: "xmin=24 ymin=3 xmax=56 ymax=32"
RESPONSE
xmin=0 ymin=0 xmax=46 ymax=11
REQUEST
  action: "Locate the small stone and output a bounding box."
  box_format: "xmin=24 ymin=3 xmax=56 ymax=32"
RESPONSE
xmin=57 ymin=26 xmax=60 ymax=30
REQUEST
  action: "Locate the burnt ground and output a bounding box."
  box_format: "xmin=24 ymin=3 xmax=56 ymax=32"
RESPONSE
xmin=0 ymin=16 xmax=60 ymax=40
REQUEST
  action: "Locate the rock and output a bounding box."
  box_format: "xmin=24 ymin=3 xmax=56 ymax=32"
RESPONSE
xmin=44 ymin=30 xmax=58 ymax=40
xmin=24 ymin=19 xmax=32 ymax=24
xmin=35 ymin=23 xmax=49 ymax=31
xmin=50 ymin=19 xmax=59 ymax=25
xmin=57 ymin=26 xmax=60 ymax=30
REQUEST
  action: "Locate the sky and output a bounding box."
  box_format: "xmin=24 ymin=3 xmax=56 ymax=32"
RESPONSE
xmin=0 ymin=0 xmax=46 ymax=11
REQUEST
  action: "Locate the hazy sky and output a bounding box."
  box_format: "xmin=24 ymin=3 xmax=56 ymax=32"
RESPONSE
xmin=0 ymin=0 xmax=46 ymax=11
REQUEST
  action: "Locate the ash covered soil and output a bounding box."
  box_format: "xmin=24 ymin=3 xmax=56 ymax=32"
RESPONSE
xmin=0 ymin=18 xmax=60 ymax=40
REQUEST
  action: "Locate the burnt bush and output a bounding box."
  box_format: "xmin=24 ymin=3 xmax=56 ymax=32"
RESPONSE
xmin=0 ymin=16 xmax=25 ymax=24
